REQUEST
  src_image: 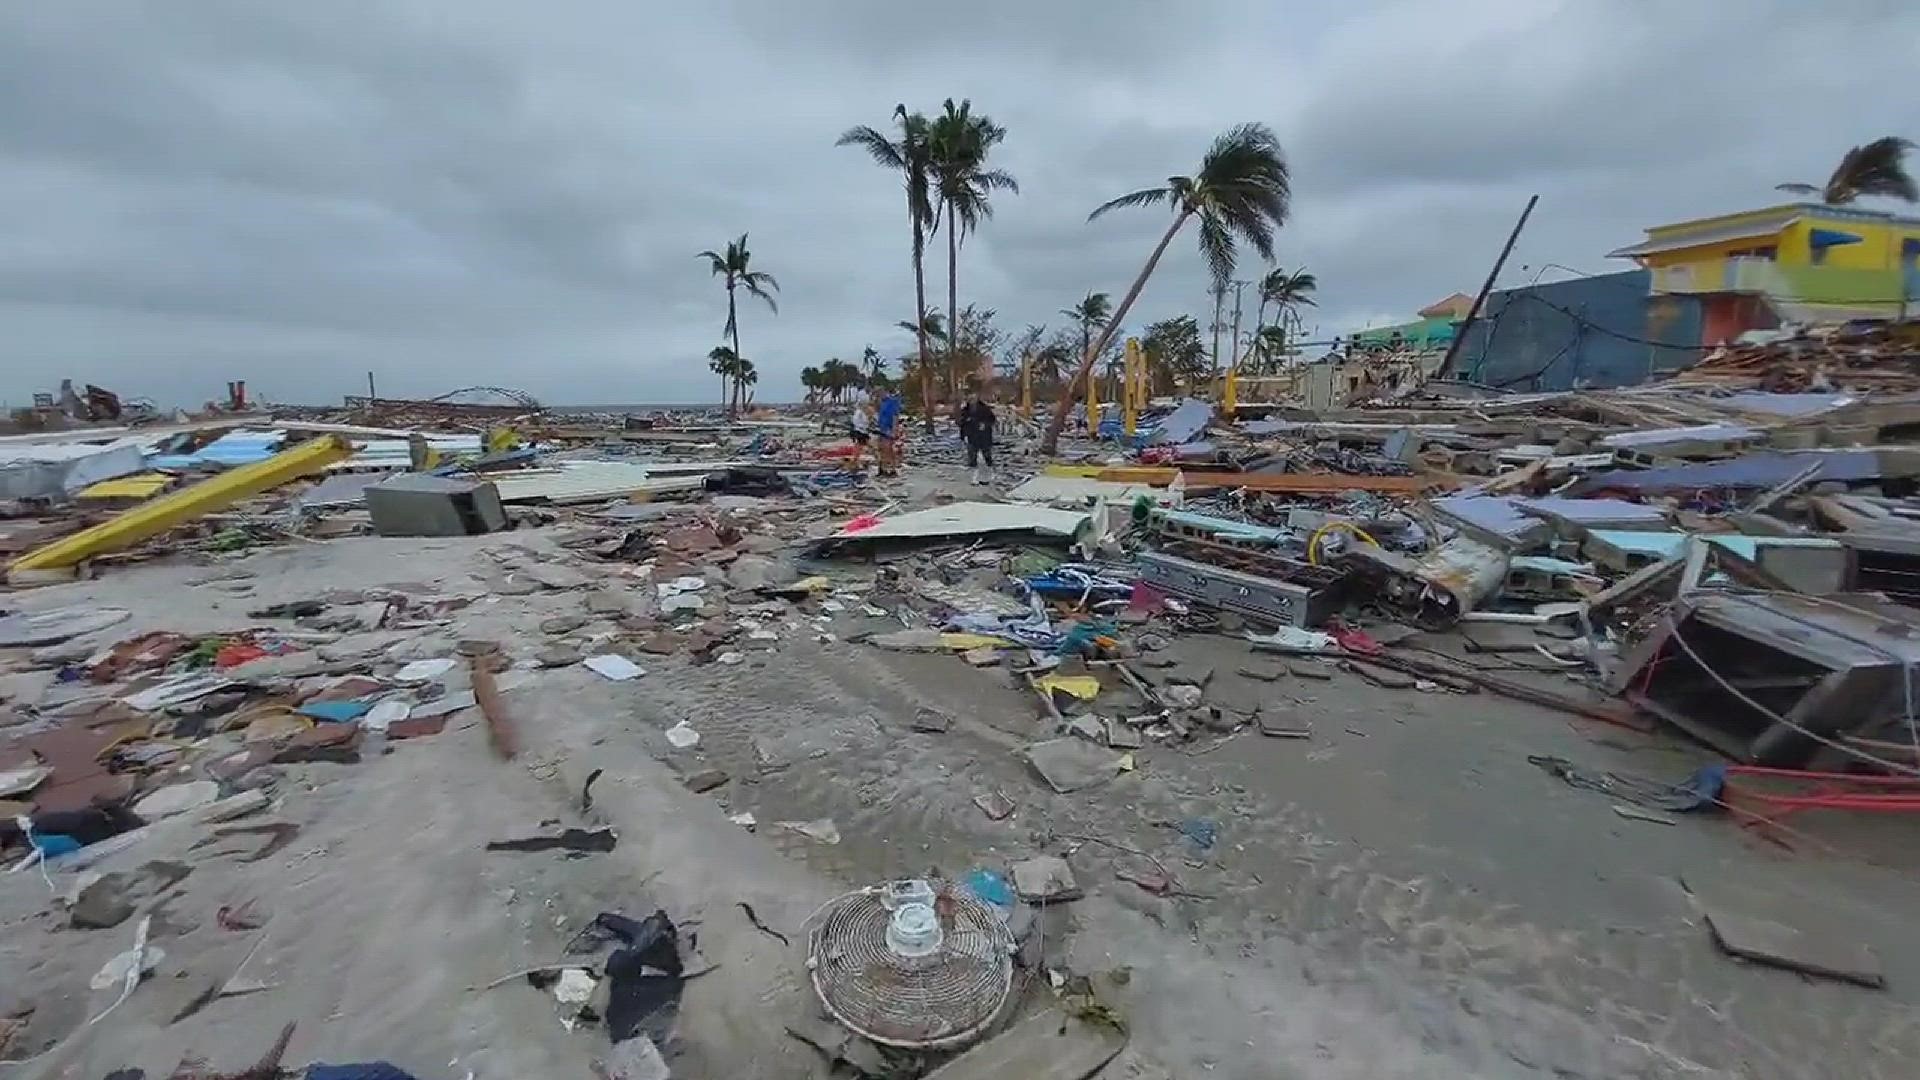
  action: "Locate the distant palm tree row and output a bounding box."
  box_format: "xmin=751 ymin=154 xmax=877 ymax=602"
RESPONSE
xmin=706 ymin=115 xmax=1911 ymax=440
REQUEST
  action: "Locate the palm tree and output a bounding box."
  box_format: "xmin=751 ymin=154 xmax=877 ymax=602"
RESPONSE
xmin=1244 ymin=267 xmax=1316 ymax=369
xmin=708 ymin=346 xmax=740 ymax=411
xmin=897 ymin=311 xmax=948 ymax=344
xmin=839 ymin=107 xmax=938 ymax=431
xmin=698 ymin=235 xmax=779 ymax=412
xmin=860 ymin=346 xmax=887 ymax=385
xmin=1254 ymin=325 xmax=1289 ymax=372
xmin=1043 ymin=124 xmax=1292 ymax=452
xmin=928 ymin=99 xmax=1018 ymax=399
xmin=1778 ymin=137 xmax=1917 ymax=205
xmin=1059 ymin=292 xmax=1112 ymax=370
xmin=735 ymin=359 xmax=759 ymax=410
xmin=800 ymin=365 xmax=823 ymax=405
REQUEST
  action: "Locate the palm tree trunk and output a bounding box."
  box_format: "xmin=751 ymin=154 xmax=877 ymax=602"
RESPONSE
xmin=1209 ymin=288 xmax=1224 ymax=381
xmin=1043 ymin=209 xmax=1192 ymax=453
xmin=945 ymin=201 xmax=960 ymax=402
xmin=911 ymin=216 xmax=935 ymax=435
xmin=726 ymin=282 xmax=741 ymax=416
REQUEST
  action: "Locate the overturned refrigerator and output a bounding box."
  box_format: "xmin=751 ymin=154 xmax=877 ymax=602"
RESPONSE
xmin=1611 ymin=591 xmax=1920 ymax=767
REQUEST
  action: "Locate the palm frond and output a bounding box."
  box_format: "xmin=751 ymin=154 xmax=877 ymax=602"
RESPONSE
xmin=1089 ymin=186 xmax=1170 ymax=221
xmin=835 ymin=125 xmax=906 ymax=170
xmin=975 ymin=168 xmax=1018 ymax=194
xmin=1827 ymin=136 xmax=1917 ymax=204
xmin=742 ymin=271 xmax=780 ymax=313
xmin=1197 ymin=212 xmax=1236 ymax=292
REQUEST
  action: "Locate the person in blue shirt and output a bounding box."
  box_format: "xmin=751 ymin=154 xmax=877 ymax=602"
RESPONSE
xmin=875 ymin=389 xmax=904 ymax=476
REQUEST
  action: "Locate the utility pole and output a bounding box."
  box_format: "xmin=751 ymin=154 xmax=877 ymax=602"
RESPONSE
xmin=1208 ymin=283 xmax=1227 ymax=379
xmin=366 ymin=371 xmax=377 ymax=400
xmin=1228 ymin=279 xmax=1250 ymax=367
xmin=1437 ymin=194 xmax=1540 ymax=380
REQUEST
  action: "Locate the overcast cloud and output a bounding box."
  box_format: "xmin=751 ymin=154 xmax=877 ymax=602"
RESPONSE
xmin=2 ymin=0 xmax=1915 ymax=406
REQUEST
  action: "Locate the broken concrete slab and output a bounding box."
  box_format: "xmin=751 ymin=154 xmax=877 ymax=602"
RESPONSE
xmin=911 ymin=708 xmax=952 ymax=734
xmin=1010 ymin=855 xmax=1082 ymax=902
xmin=683 ymin=768 xmax=730 ymax=793
xmin=1022 ymin=738 xmax=1123 ymax=793
xmin=973 ymin=791 xmax=1015 ymax=820
xmin=1103 ymin=720 xmax=1144 ymax=750
xmin=1700 ymin=901 xmax=1885 ymax=988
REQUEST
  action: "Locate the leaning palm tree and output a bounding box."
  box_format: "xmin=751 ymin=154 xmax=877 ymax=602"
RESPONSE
xmin=1778 ymin=137 xmax=1917 ymax=205
xmin=707 ymin=345 xmax=741 ymax=411
xmin=838 ymin=107 xmax=938 ymax=431
xmin=698 ymin=234 xmax=779 ymax=412
xmin=1042 ymin=124 xmax=1291 ymax=452
xmin=928 ymin=99 xmax=1018 ymax=399
xmin=1059 ymin=292 xmax=1112 ymax=370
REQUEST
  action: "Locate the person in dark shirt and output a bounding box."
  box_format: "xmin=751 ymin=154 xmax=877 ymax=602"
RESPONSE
xmin=956 ymin=388 xmax=997 ymax=485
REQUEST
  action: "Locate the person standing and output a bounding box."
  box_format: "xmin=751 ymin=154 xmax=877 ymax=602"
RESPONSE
xmin=957 ymin=387 xmax=997 ymax=485
xmin=847 ymin=396 xmax=874 ymax=471
xmin=875 ymin=387 xmax=903 ymax=477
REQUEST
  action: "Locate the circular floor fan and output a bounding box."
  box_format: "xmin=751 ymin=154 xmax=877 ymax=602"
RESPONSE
xmin=808 ymin=879 xmax=1015 ymax=1050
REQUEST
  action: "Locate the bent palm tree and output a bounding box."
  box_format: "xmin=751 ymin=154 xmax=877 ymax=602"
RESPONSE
xmin=929 ymin=99 xmax=1018 ymax=399
xmin=1043 ymin=124 xmax=1291 ymax=452
xmin=698 ymin=235 xmax=779 ymax=412
xmin=1777 ymin=137 xmax=1917 ymax=205
xmin=839 ymin=107 xmax=938 ymax=431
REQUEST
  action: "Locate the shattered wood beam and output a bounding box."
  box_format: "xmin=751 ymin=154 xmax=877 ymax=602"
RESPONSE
xmin=468 ymin=647 xmax=519 ymax=760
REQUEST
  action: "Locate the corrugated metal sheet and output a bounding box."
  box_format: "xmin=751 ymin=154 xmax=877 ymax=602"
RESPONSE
xmin=148 ymin=429 xmax=287 ymax=469
xmin=0 ymin=439 xmax=150 ymax=499
xmin=1450 ymin=270 xmax=1703 ymax=391
xmin=328 ymin=436 xmax=483 ymax=473
xmin=488 ymin=460 xmax=702 ymax=504
xmin=834 ymin=501 xmax=1089 ymax=541
xmin=77 ymin=472 xmax=174 ymax=501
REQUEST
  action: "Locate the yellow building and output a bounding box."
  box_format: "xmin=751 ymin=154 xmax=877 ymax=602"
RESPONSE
xmin=1609 ymin=202 xmax=1920 ymax=335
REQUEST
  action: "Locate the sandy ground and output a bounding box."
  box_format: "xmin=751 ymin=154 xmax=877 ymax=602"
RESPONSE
xmin=5 ymin=468 xmax=1920 ymax=1079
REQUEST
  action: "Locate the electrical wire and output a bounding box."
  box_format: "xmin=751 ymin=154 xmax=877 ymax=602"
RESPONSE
xmin=1656 ymin=603 xmax=1920 ymax=778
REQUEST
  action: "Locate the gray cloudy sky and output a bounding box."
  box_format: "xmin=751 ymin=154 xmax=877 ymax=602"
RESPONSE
xmin=3 ymin=1 xmax=1915 ymax=407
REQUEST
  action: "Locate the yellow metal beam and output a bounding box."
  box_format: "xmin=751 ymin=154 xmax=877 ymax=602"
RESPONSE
xmin=10 ymin=435 xmax=354 ymax=573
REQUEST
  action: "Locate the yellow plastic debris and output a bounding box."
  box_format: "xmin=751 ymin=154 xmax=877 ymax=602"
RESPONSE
xmin=1036 ymin=674 xmax=1101 ymax=701
xmin=75 ymin=473 xmax=173 ymax=501
xmin=9 ymin=435 xmax=353 ymax=574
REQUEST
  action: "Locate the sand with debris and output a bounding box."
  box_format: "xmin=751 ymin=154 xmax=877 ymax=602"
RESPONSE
xmin=3 ymin=470 xmax=1918 ymax=1079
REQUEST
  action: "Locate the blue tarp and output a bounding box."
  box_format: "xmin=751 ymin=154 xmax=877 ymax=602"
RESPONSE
xmin=148 ymin=430 xmax=285 ymax=470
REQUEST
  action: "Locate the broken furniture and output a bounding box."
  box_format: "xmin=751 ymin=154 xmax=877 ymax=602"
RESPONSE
xmin=1612 ymin=592 xmax=1920 ymax=766
xmin=364 ymin=474 xmax=509 ymax=537
xmin=1135 ymin=538 xmax=1348 ymax=628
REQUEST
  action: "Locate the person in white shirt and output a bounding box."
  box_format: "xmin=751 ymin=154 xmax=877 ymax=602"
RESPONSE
xmin=847 ymin=399 xmax=874 ymax=471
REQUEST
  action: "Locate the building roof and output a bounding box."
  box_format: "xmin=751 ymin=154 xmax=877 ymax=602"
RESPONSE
xmin=1418 ymin=292 xmax=1475 ymax=319
xmin=1609 ymin=201 xmax=1920 ymax=260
